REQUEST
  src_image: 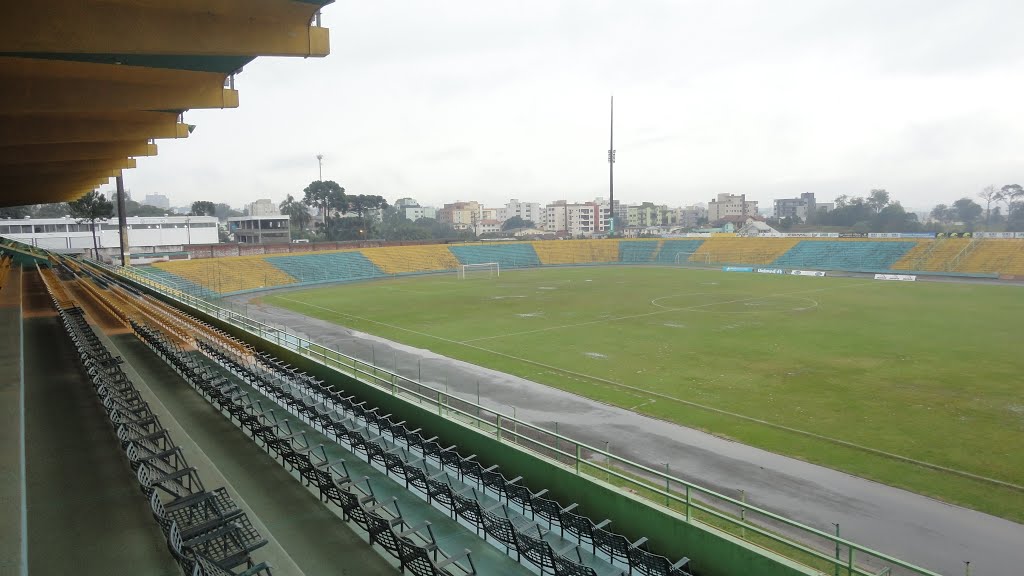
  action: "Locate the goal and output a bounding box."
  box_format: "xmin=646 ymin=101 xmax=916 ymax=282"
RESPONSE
xmin=458 ymin=262 xmax=500 ymax=279
xmin=674 ymin=252 xmax=711 ymax=265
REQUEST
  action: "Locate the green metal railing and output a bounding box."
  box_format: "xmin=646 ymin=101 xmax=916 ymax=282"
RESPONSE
xmin=102 ymin=260 xmax=943 ymax=576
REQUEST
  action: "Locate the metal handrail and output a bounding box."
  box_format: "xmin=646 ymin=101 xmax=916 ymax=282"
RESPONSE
xmin=99 ymin=260 xmax=943 ymax=576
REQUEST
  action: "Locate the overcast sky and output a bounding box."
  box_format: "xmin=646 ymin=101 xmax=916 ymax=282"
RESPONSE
xmin=103 ymin=0 xmax=1024 ymax=213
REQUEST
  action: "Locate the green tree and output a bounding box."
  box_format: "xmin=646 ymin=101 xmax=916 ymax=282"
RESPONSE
xmin=280 ymin=194 xmax=312 ymax=230
xmin=214 ymin=203 xmax=243 ymax=220
xmin=302 ymin=180 xmax=345 ymax=228
xmin=978 ymin=185 xmax=999 ymax=230
xmin=33 ymin=203 xmax=71 ymax=218
xmin=952 ymin=197 xmax=983 ymax=226
xmin=68 ymin=190 xmax=114 ymax=255
xmin=867 ymin=189 xmax=890 ymax=214
xmin=502 ymin=216 xmax=535 ymax=230
xmin=0 ymin=205 xmax=32 ymax=219
xmin=191 ymin=201 xmax=216 ymax=216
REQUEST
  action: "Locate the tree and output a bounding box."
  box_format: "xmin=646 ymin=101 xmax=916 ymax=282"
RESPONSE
xmin=0 ymin=205 xmax=32 ymax=219
xmin=68 ymin=190 xmax=114 ymax=255
xmin=952 ymin=197 xmax=982 ymax=226
xmin=502 ymin=216 xmax=535 ymax=231
xmin=279 ymin=194 xmax=312 ymax=230
xmin=978 ymin=185 xmax=999 ymax=229
xmin=191 ymin=201 xmax=216 ymax=216
xmin=214 ymin=203 xmax=243 ymax=220
xmin=931 ymin=204 xmax=953 ymax=224
xmin=33 ymin=202 xmax=71 ymax=218
xmin=866 ymin=189 xmax=890 ymax=214
xmin=302 ymin=180 xmax=345 ymax=227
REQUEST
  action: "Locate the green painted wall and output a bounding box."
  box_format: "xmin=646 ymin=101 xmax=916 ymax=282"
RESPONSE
xmin=136 ymin=284 xmax=815 ymax=576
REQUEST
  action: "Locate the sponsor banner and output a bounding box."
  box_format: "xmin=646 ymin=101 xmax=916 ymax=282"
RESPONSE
xmin=756 ymin=268 xmax=784 ymax=274
xmin=874 ymin=273 xmax=917 ymax=282
xmin=790 ymin=270 xmax=826 ymax=277
xmin=722 ymin=266 xmax=753 ymax=273
xmin=974 ymin=232 xmax=1016 ymax=239
xmin=840 ymin=233 xmax=867 ymax=238
xmin=869 ymin=232 xmax=938 ymax=238
xmin=783 ymin=232 xmax=841 ymax=238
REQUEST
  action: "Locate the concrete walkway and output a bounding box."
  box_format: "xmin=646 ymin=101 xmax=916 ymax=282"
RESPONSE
xmin=234 ymin=294 xmax=1024 ymax=576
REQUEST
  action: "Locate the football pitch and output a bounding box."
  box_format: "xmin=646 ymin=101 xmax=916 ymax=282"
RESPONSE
xmin=262 ymin=266 xmax=1024 ymax=521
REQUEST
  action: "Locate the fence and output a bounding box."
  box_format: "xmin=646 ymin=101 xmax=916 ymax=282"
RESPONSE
xmin=101 ymin=260 xmax=943 ymax=576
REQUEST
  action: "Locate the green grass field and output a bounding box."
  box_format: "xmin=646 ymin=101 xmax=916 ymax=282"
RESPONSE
xmin=263 ymin=266 xmax=1024 ymax=521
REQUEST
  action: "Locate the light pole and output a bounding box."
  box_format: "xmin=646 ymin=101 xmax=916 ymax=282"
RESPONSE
xmin=316 ymin=153 xmax=324 ymax=182
xmin=607 ymin=96 xmax=616 ymax=237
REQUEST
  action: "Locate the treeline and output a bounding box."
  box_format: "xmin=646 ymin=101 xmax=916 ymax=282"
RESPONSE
xmin=787 ymin=185 xmax=1023 ymax=233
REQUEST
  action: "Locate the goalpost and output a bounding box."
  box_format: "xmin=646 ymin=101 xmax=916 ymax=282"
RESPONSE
xmin=674 ymin=252 xmax=711 ymax=265
xmin=458 ymin=262 xmax=500 ymax=279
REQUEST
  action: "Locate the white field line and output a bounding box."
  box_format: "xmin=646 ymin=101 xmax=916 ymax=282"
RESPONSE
xmin=272 ymin=281 xmax=1024 ymax=491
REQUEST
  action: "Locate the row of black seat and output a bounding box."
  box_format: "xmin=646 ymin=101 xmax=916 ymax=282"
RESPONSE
xmin=49 ymin=299 xmax=272 ymax=576
xmin=133 ymin=320 xmax=478 ymax=576
xmin=184 ymin=318 xmax=693 ymax=576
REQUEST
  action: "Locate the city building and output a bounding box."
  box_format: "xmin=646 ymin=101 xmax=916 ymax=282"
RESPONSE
xmin=773 ymin=193 xmax=832 ymax=221
xmin=403 ymin=206 xmax=437 ymax=221
xmin=437 ymin=201 xmax=481 ymax=231
xmin=474 ymin=219 xmax=502 ymax=236
xmin=142 ymin=193 xmax=170 ymax=209
xmin=707 ymin=193 xmax=758 ymax=223
xmin=394 ymin=198 xmax=419 ymax=209
xmin=227 ymin=215 xmax=291 ymax=244
xmin=245 ymin=199 xmax=280 ymax=217
xmin=543 ymin=199 xmax=610 ymax=237
xmin=499 ymin=199 xmax=542 ymax=225
xmin=675 ymin=205 xmax=707 ymax=228
xmin=0 ymin=215 xmax=218 ymax=250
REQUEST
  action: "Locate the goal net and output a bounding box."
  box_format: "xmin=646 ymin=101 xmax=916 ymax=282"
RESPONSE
xmin=458 ymin=262 xmax=500 ymax=279
xmin=674 ymin=252 xmax=711 ymax=265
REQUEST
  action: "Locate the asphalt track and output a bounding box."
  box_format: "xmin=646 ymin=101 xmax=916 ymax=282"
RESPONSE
xmin=229 ymin=292 xmax=1024 ymax=576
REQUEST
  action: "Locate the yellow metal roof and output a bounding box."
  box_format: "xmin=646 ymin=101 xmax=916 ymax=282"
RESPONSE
xmin=0 ymin=0 xmax=332 ymax=207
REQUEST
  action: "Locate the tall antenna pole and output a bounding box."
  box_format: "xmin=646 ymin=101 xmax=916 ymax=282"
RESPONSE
xmin=316 ymin=153 xmax=324 ymax=181
xmin=608 ymin=96 xmax=616 ymax=236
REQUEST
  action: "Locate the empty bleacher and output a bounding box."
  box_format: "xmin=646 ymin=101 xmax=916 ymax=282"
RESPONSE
xmin=265 ymin=251 xmax=385 ymax=284
xmin=693 ymin=236 xmax=801 ymax=266
xmin=448 ymin=243 xmax=542 ymax=268
xmin=157 ymin=256 xmax=297 ymax=294
xmin=891 ymin=238 xmax=969 ymax=272
xmin=361 ymin=244 xmax=462 ymax=275
xmin=654 ymin=239 xmax=706 ymax=265
xmin=954 ymin=239 xmax=1024 ymax=276
xmin=618 ymin=240 xmax=660 ymax=263
xmin=773 ymin=240 xmax=917 ymax=271
xmin=532 ymin=239 xmax=621 ymax=265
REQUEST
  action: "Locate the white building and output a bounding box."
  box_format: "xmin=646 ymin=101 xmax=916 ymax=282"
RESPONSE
xmin=0 ymin=216 xmax=219 ymax=250
xmin=499 ymin=199 xmax=542 ymax=225
xmin=543 ymin=200 xmax=610 ymax=236
xmin=142 ymin=194 xmax=170 ymax=209
xmin=246 ymin=199 xmax=280 ymax=216
xmin=227 ymin=215 xmax=291 ymax=244
xmin=474 ymin=219 xmax=502 ymax=235
xmin=403 ymin=206 xmax=437 ymax=221
xmin=707 ymin=194 xmax=758 ymax=223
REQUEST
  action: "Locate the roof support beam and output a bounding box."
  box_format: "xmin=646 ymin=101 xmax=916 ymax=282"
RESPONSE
xmin=0 ymin=57 xmax=238 ymax=113
xmin=0 ymin=112 xmax=185 ymax=146
xmin=0 ymin=142 xmax=156 ymax=165
xmin=0 ymin=1 xmax=329 ymax=58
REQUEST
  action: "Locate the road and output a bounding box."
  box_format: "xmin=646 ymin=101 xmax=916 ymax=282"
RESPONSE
xmin=229 ymin=292 xmax=1024 ymax=576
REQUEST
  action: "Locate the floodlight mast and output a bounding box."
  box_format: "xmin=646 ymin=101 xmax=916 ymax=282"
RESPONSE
xmin=608 ymin=96 xmax=615 ymax=237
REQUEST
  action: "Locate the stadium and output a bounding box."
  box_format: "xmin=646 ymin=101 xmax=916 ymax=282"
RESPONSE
xmin=2 ymin=3 xmax=1023 ymax=576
